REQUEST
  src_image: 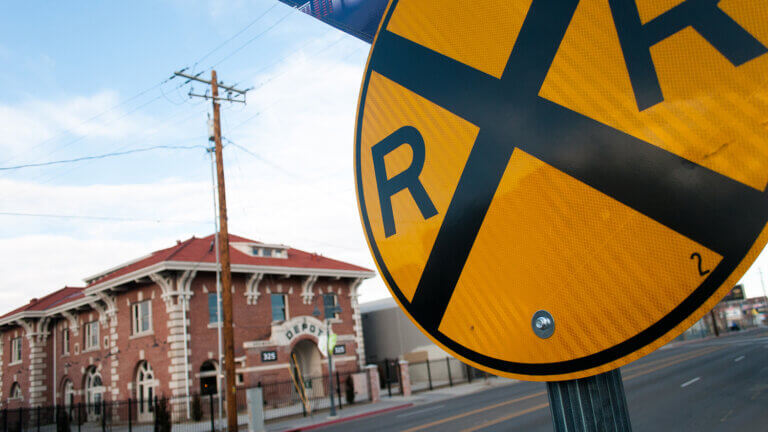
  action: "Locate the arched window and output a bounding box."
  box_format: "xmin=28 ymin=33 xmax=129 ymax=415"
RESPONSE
xmin=62 ymin=379 xmax=75 ymax=409
xmin=136 ymin=361 xmax=155 ymax=422
xmin=200 ymin=361 xmax=219 ymax=395
xmin=84 ymin=367 xmax=103 ymax=419
xmin=9 ymin=383 xmax=22 ymax=400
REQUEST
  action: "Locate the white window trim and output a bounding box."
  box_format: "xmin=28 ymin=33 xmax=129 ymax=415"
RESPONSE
xmin=10 ymin=337 xmax=22 ymax=365
xmin=324 ymin=293 xmax=340 ymax=320
xmin=271 ymin=293 xmax=288 ymax=323
xmin=9 ymin=384 xmax=23 ymax=401
xmin=62 ymin=329 xmax=70 ymax=356
xmin=131 ymin=300 xmax=153 ymax=336
xmin=84 ymin=321 xmax=100 ymax=352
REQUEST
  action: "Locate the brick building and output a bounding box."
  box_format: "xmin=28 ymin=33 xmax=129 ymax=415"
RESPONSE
xmin=0 ymin=234 xmax=374 ymax=415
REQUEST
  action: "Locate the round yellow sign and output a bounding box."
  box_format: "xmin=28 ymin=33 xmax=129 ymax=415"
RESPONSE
xmin=355 ymin=0 xmax=768 ymax=380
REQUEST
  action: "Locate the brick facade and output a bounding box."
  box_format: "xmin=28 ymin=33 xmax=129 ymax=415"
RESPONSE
xmin=0 ymin=234 xmax=374 ymax=409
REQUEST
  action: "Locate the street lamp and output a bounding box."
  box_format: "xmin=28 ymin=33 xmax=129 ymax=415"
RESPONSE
xmin=313 ymin=297 xmax=342 ymax=418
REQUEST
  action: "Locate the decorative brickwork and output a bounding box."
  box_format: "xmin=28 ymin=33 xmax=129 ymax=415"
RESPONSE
xmin=0 ymin=235 xmax=374 ymax=409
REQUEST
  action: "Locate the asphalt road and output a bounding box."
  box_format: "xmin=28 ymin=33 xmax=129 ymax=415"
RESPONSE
xmin=316 ymin=329 xmax=768 ymax=431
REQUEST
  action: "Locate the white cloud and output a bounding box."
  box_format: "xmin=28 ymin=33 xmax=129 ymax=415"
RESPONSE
xmin=0 ymin=91 xmax=150 ymax=160
xmin=0 ymin=34 xmax=390 ymax=315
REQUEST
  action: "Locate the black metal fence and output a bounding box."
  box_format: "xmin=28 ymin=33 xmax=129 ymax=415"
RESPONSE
xmin=408 ymin=357 xmax=489 ymax=393
xmin=0 ymin=371 xmax=372 ymax=432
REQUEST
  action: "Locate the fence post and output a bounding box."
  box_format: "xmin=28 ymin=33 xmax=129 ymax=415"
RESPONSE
xmin=466 ymin=364 xmax=472 ymax=383
xmin=446 ymin=358 xmax=453 ymax=387
xmin=17 ymin=408 xmax=22 ymax=432
xmin=2 ymin=407 xmax=6 ymax=432
xmin=384 ymin=360 xmax=392 ymax=397
xmin=336 ymin=372 xmax=342 ymax=410
xmin=209 ymin=394 xmax=215 ymax=432
xmin=101 ymin=400 xmax=106 ymax=432
xmin=36 ymin=405 xmax=40 ymax=432
xmin=127 ymin=398 xmax=132 ymax=432
xmin=426 ymin=360 xmax=433 ymax=391
xmin=77 ymin=403 xmax=82 ymax=432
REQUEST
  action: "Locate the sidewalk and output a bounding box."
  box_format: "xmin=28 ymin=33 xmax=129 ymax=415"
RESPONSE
xmin=266 ymin=377 xmax=517 ymax=432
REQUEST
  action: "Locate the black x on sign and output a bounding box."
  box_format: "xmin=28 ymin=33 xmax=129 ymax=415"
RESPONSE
xmin=355 ymin=0 xmax=768 ymax=380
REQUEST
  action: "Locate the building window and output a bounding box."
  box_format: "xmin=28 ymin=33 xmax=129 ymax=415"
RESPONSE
xmin=9 ymin=383 xmax=22 ymax=400
xmin=132 ymin=300 xmax=152 ymax=335
xmin=85 ymin=367 xmax=103 ymax=417
xmin=323 ymin=293 xmax=339 ymax=319
xmin=62 ymin=329 xmax=70 ymax=355
xmin=10 ymin=337 xmax=22 ymax=364
xmin=136 ymin=361 xmax=155 ymax=418
xmin=208 ymin=293 xmax=220 ymax=324
xmin=271 ymin=294 xmax=287 ymax=322
xmin=84 ymin=321 xmax=99 ymax=351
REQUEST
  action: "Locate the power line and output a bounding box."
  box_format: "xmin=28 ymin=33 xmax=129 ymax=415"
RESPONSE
xmin=0 ymin=144 xmax=205 ymax=171
xmin=193 ymin=3 xmax=279 ymax=69
xmin=223 ymin=138 xmax=303 ymax=179
xmin=251 ymin=35 xmax=347 ymax=90
xmin=209 ymin=9 xmax=296 ymax=69
xmin=0 ymin=211 xmax=208 ymax=225
xmin=0 ymin=79 xmax=174 ymax=166
xmin=31 ymin=105 xmax=211 ymax=186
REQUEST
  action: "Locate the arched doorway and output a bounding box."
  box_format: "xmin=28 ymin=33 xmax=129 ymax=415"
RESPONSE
xmin=84 ymin=368 xmax=103 ymax=421
xmin=136 ymin=361 xmax=155 ymax=422
xmin=199 ymin=361 xmax=219 ymax=396
xmin=290 ymin=339 xmax=323 ymax=396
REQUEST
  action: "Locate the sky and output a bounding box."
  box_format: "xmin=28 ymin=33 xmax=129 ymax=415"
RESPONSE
xmin=1 ymin=0 xmax=767 ymax=315
xmin=0 ymin=0 xmax=389 ymax=308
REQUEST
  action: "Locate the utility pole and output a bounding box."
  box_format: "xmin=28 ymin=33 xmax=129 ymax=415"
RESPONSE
xmin=174 ymin=69 xmax=247 ymax=432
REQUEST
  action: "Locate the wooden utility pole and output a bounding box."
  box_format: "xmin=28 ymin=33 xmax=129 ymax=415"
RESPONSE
xmin=211 ymin=70 xmax=238 ymax=432
xmin=173 ymin=69 xmax=247 ymax=432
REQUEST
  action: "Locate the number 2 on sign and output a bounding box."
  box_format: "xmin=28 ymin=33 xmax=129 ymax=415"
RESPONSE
xmin=690 ymin=252 xmax=711 ymax=277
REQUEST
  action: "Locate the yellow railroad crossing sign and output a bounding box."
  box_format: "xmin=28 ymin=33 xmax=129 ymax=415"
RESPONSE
xmin=355 ymin=0 xmax=768 ymax=380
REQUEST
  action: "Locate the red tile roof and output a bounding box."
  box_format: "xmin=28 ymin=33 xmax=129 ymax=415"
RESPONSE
xmin=86 ymin=234 xmax=373 ymax=288
xmin=0 ymin=287 xmax=85 ymax=320
xmin=0 ymin=234 xmax=373 ymax=321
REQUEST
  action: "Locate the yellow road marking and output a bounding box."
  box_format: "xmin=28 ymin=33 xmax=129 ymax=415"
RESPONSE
xmin=460 ymin=403 xmax=551 ymax=432
xmin=399 ymin=391 xmax=546 ymax=432
xmin=621 ymin=346 xmax=716 ymax=375
xmin=623 ymin=346 xmax=724 ymax=381
xmin=402 ymin=344 xmax=726 ymax=431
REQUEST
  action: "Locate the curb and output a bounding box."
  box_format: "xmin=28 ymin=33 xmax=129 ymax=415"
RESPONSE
xmin=278 ymin=403 xmax=414 ymax=432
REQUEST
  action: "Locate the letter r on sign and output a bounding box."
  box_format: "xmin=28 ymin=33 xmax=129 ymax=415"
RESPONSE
xmin=372 ymin=126 xmax=438 ymax=237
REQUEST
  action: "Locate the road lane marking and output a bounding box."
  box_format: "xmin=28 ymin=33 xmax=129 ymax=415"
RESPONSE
xmin=397 ymin=405 xmax=445 ymax=418
xmin=403 ymin=344 xmax=722 ymax=431
xmin=623 ymin=347 xmax=716 ymax=375
xmin=400 ymin=391 xmax=546 ymax=432
xmin=721 ymin=409 xmax=733 ymax=422
xmin=623 ymin=346 xmax=724 ymax=381
xmin=734 ymin=355 xmax=745 ymax=362
xmin=460 ymin=403 xmax=550 ymax=432
xmin=681 ymin=377 xmax=701 ymax=388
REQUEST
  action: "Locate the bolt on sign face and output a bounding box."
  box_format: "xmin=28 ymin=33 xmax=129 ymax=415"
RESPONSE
xmin=354 ymin=0 xmax=768 ymax=381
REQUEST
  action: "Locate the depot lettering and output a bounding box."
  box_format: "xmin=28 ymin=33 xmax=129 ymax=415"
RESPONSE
xmin=285 ymin=321 xmax=324 ymax=341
